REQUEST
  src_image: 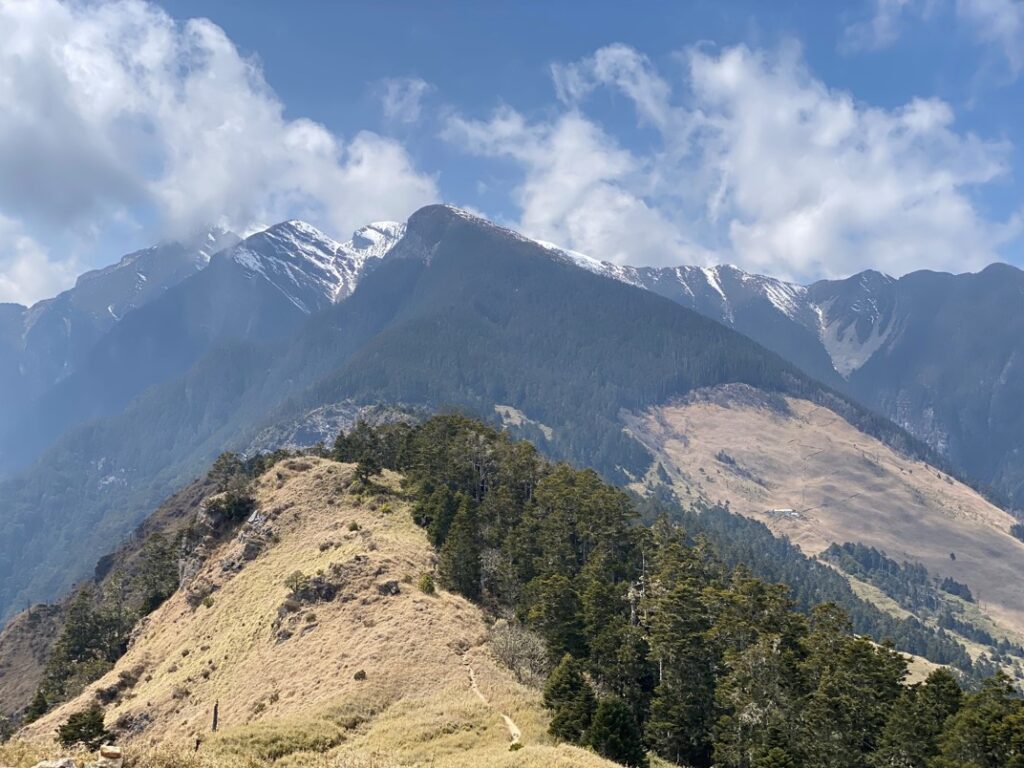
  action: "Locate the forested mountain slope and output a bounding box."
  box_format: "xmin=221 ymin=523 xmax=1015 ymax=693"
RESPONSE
xmin=0 ymin=220 xmax=401 ymax=478
xmin=0 ymin=205 xmax=925 ymax=621
xmin=0 ymin=229 xmax=238 ymax=443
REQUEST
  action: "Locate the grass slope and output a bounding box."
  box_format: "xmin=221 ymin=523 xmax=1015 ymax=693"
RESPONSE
xmin=628 ymin=384 xmax=1024 ymax=641
xmin=9 ymin=458 xmax=623 ymax=768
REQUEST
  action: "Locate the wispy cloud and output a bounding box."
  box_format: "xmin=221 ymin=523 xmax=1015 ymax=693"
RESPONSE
xmin=843 ymin=0 xmax=1024 ymax=79
xmin=379 ymin=77 xmax=434 ymax=124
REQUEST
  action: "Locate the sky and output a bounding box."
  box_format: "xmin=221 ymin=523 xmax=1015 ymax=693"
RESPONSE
xmin=2 ymin=0 xmax=1024 ymax=305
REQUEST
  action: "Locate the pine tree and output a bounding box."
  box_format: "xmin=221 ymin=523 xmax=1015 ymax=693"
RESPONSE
xmin=526 ymin=573 xmax=586 ymax=661
xmin=714 ymin=635 xmax=806 ymax=768
xmin=437 ymin=496 xmax=481 ymax=599
xmin=355 ymin=452 xmax=382 ymax=484
xmin=644 ymin=578 xmax=716 ymax=767
xmin=137 ymin=531 xmax=180 ymax=614
xmin=56 ymin=704 xmax=111 ymax=749
xmin=23 ymin=687 xmax=48 ymax=724
xmin=420 ymin=487 xmax=459 ymax=547
xmin=543 ymin=654 xmax=596 ymax=744
xmin=932 ymin=672 xmax=1024 ymax=768
xmin=800 ymin=636 xmax=905 ymax=768
xmin=589 ymin=696 xmax=648 ymax=767
xmin=871 ymin=668 xmax=962 ymax=768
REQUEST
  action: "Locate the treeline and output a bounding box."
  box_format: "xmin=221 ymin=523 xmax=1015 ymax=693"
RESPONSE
xmin=654 ymin=502 xmax=977 ymax=672
xmin=822 ymin=542 xmax=1024 ymax=661
xmin=334 ymin=415 xmax=1024 ymax=767
xmin=823 ymin=542 xmax=974 ymax=608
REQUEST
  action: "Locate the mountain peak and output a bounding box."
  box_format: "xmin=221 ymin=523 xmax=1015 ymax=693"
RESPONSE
xmin=225 ymin=218 xmax=405 ymax=312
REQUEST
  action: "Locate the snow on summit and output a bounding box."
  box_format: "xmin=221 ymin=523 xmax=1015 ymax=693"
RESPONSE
xmin=228 ymin=219 xmax=404 ymax=313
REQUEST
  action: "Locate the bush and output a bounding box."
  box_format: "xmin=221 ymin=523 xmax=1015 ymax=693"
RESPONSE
xmin=490 ymin=620 xmax=549 ymax=685
xmin=206 ymin=489 xmax=256 ymax=522
xmin=57 ymin=704 xmax=111 ymax=749
xmin=418 ymin=573 xmax=436 ymax=595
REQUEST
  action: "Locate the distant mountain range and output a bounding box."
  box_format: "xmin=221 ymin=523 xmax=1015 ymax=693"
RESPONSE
xmin=555 ymin=247 xmax=1024 ymax=507
xmin=1 ymin=202 xmax=1022 ymax=620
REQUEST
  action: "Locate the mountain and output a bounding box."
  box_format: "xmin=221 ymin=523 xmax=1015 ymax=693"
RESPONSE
xmin=0 ymin=229 xmax=239 ymax=434
xmin=0 ymin=220 xmax=403 ymax=477
xmin=0 ymin=204 xmax=916 ymax=621
xmin=550 ymin=248 xmax=1024 ymax=508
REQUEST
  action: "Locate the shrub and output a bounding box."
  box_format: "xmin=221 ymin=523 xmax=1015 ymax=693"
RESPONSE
xmin=490 ymin=620 xmax=549 ymax=685
xmin=57 ymin=704 xmax=112 ymax=749
xmin=418 ymin=573 xmax=436 ymax=595
xmin=206 ymin=488 xmax=256 ymax=523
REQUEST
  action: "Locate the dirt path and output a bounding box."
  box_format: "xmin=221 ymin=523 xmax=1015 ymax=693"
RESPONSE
xmin=466 ymin=662 xmax=522 ymax=745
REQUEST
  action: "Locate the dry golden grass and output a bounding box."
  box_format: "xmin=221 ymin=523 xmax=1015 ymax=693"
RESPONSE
xmin=8 ymin=458 xmax=624 ymax=767
xmin=626 ymin=385 xmax=1024 ymax=642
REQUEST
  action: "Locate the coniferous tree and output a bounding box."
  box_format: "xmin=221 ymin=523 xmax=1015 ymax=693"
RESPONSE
xmin=588 ymin=696 xmax=648 ymax=768
xmin=437 ymin=495 xmax=481 ymax=599
xmin=871 ymin=668 xmax=962 ymax=768
xmin=932 ymin=672 xmax=1024 ymax=768
xmin=526 ymin=573 xmax=587 ymax=661
xmin=800 ymin=635 xmax=906 ymax=768
xmin=644 ymin=574 xmax=716 ymax=767
xmin=543 ymin=654 xmax=596 ymax=744
xmin=137 ymin=531 xmax=180 ymax=614
xmin=23 ymin=687 xmax=49 ymax=724
xmin=714 ymin=635 xmax=806 ymax=768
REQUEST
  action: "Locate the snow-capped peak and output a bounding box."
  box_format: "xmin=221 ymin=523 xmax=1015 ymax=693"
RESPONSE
xmin=227 ymin=219 xmax=404 ymax=313
xmin=346 ymin=221 xmax=406 ymax=261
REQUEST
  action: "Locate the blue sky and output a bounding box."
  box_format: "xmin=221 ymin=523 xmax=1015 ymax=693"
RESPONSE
xmin=1 ymin=0 xmax=1023 ymax=304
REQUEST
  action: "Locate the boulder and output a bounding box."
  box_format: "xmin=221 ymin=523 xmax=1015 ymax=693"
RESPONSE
xmin=84 ymin=745 xmax=123 ymax=768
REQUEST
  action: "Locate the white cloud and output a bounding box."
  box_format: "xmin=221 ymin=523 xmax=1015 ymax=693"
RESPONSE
xmin=0 ymin=215 xmax=79 ymax=305
xmin=844 ymin=0 xmax=1024 ymax=78
xmin=379 ymin=77 xmax=434 ymax=123
xmin=0 ymin=0 xmax=437 ymax=252
xmin=685 ymin=44 xmax=1011 ymax=279
xmin=552 ymin=44 xmax=681 ymax=133
xmin=447 ymin=42 xmax=1015 ymax=281
xmin=841 ymin=0 xmax=930 ymax=52
xmin=957 ymin=0 xmax=1024 ymax=76
xmin=445 ymin=107 xmax=713 ymax=266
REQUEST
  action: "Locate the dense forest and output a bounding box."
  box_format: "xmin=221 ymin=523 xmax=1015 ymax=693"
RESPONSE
xmin=334 ymin=415 xmax=1024 ymax=768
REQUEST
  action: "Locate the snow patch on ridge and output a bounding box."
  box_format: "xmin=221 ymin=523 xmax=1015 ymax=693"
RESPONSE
xmin=813 ymin=297 xmax=894 ymax=378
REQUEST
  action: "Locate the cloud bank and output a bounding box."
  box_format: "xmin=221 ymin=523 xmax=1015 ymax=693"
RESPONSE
xmin=447 ymin=42 xmax=1016 ymax=281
